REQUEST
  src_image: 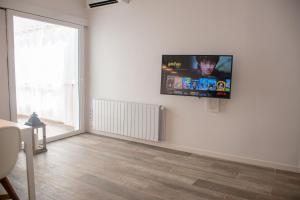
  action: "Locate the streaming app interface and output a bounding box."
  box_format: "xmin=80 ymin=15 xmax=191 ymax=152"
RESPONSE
xmin=160 ymin=55 xmax=233 ymax=99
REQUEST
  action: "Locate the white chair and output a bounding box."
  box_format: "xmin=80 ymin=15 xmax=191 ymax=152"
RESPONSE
xmin=0 ymin=127 xmax=21 ymax=200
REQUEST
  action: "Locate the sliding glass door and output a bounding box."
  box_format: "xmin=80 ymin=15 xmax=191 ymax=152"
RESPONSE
xmin=7 ymin=10 xmax=85 ymax=141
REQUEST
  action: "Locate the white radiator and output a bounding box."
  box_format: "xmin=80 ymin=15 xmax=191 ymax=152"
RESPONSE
xmin=92 ymin=99 xmax=163 ymax=141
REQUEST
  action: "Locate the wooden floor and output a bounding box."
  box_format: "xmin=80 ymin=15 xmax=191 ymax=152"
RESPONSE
xmin=18 ymin=115 xmax=75 ymax=138
xmin=3 ymin=133 xmax=300 ymax=200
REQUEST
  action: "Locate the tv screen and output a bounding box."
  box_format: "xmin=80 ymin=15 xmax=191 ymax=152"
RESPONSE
xmin=160 ymin=55 xmax=233 ymax=99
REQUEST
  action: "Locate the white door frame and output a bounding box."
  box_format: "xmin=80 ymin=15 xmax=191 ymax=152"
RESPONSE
xmin=6 ymin=9 xmax=86 ymax=141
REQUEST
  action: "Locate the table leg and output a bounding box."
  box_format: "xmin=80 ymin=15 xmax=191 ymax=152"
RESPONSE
xmin=22 ymin=128 xmax=36 ymax=200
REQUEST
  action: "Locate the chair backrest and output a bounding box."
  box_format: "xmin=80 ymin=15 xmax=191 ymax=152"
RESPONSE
xmin=0 ymin=126 xmax=21 ymax=179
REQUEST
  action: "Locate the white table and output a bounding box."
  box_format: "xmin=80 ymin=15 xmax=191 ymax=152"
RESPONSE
xmin=0 ymin=119 xmax=36 ymax=200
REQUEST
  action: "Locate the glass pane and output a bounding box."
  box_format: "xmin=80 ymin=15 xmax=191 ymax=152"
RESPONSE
xmin=13 ymin=16 xmax=80 ymax=138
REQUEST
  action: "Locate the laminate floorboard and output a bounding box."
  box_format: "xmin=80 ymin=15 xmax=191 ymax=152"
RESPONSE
xmin=2 ymin=133 xmax=299 ymax=200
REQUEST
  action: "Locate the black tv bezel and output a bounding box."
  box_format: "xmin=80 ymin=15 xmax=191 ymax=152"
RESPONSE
xmin=160 ymin=54 xmax=234 ymax=99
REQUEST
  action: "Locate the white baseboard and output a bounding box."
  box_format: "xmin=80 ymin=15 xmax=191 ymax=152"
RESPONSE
xmin=88 ymin=129 xmax=300 ymax=173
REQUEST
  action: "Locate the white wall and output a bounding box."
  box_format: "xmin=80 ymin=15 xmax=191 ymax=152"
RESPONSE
xmin=0 ymin=0 xmax=88 ymax=25
xmin=0 ymin=9 xmax=10 ymax=120
xmin=88 ymin=0 xmax=300 ymax=171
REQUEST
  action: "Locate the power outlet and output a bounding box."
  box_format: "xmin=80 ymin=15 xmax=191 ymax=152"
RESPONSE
xmin=205 ymin=98 xmax=220 ymax=113
xmin=89 ymin=107 xmax=93 ymax=122
xmin=89 ymin=108 xmax=93 ymax=127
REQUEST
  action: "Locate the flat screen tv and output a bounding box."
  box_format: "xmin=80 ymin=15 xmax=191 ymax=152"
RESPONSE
xmin=160 ymin=55 xmax=233 ymax=99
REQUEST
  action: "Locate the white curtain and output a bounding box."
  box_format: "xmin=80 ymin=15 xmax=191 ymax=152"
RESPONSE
xmin=14 ymin=16 xmax=79 ymax=127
